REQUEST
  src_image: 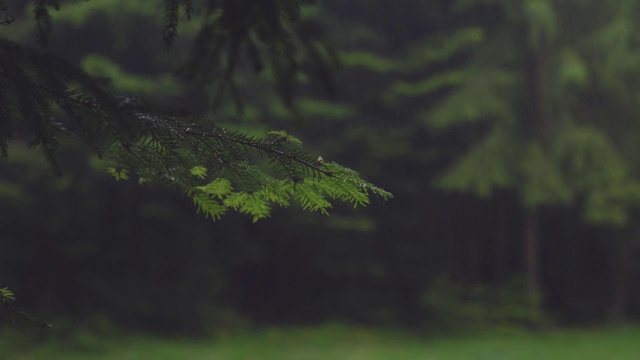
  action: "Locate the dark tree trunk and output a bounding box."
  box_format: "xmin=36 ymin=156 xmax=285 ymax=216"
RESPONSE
xmin=610 ymin=234 xmax=628 ymax=322
xmin=491 ymin=194 xmax=513 ymax=284
xmin=524 ymin=207 xmax=540 ymax=308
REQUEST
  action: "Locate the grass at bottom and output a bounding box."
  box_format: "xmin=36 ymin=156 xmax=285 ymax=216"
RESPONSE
xmin=2 ymin=324 xmax=640 ymax=360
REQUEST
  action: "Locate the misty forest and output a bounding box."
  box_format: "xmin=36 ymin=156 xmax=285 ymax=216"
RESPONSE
xmin=2 ymin=1 xmax=640 ymax=359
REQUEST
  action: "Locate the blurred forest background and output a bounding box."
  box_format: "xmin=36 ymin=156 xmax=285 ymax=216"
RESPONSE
xmin=3 ymin=0 xmax=640 ymax=345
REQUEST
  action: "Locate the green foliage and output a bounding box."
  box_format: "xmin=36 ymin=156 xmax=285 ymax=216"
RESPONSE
xmin=162 ymin=0 xmax=194 ymax=49
xmin=0 ymin=286 xmax=15 ymax=302
xmin=296 ymin=99 xmax=357 ymax=119
xmin=558 ymin=49 xmax=589 ymax=88
xmin=422 ymin=69 xmax=516 ymax=129
xmin=189 ymin=165 xmax=207 ymax=179
xmin=0 ymin=1 xmax=393 ymax=322
xmin=386 ymin=70 xmax=467 ymax=105
xmin=48 ymin=1 xmax=167 ymax=26
xmin=553 ymin=125 xmax=640 ymax=224
xmin=266 ymin=130 xmax=303 ymax=146
xmin=521 ymin=142 xmax=573 ymax=208
xmin=0 ymin=285 xmax=15 ymax=324
xmin=406 ymin=27 xmax=485 ymax=69
xmin=1 ymin=285 xmax=15 ymax=325
xmin=195 ymin=177 xmax=232 ymax=198
xmin=106 ymin=167 xmax=129 ymax=181
xmin=436 ymin=129 xmax=515 ymax=197
xmin=342 ymin=27 xmax=484 ymax=75
xmin=0 ymin=0 xmax=390 ymax=223
xmin=340 ymin=51 xmax=399 ymax=73
xmin=81 ymin=55 xmax=183 ymax=98
xmin=190 ymin=162 xmax=391 ymax=221
xmin=524 ymin=0 xmax=558 ymax=50
xmin=413 ymin=1 xmax=640 ymax=227
xmin=290 ymin=181 xmax=332 ymax=214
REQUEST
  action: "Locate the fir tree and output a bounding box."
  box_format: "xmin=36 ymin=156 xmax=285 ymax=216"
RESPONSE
xmin=387 ymin=0 xmax=640 ymax=308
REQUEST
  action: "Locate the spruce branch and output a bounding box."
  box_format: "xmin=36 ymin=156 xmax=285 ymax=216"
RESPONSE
xmin=0 ymin=2 xmax=390 ymax=223
xmin=1 ymin=286 xmax=52 ymax=328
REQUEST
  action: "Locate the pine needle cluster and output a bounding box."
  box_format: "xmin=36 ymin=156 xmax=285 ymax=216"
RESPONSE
xmin=0 ymin=0 xmax=391 ymax=223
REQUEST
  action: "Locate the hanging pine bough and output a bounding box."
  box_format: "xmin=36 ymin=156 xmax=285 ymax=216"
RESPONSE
xmin=0 ymin=286 xmax=15 ymax=324
xmin=1 ymin=286 xmax=52 ymax=328
xmin=0 ymin=286 xmax=14 ymax=303
xmin=0 ymin=0 xmax=391 ymax=222
xmin=0 ymin=0 xmax=391 ymax=315
xmin=105 ymin=103 xmax=392 ymax=221
xmin=0 ymin=40 xmax=391 ymax=220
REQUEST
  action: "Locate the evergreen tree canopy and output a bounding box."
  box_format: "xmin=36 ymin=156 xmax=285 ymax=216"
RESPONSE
xmin=382 ymin=0 xmax=640 ymax=307
xmin=385 ymin=0 xmax=640 ymax=225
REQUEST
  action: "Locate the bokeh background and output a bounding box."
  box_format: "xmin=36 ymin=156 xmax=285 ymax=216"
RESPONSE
xmin=3 ymin=0 xmax=640 ymax=358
